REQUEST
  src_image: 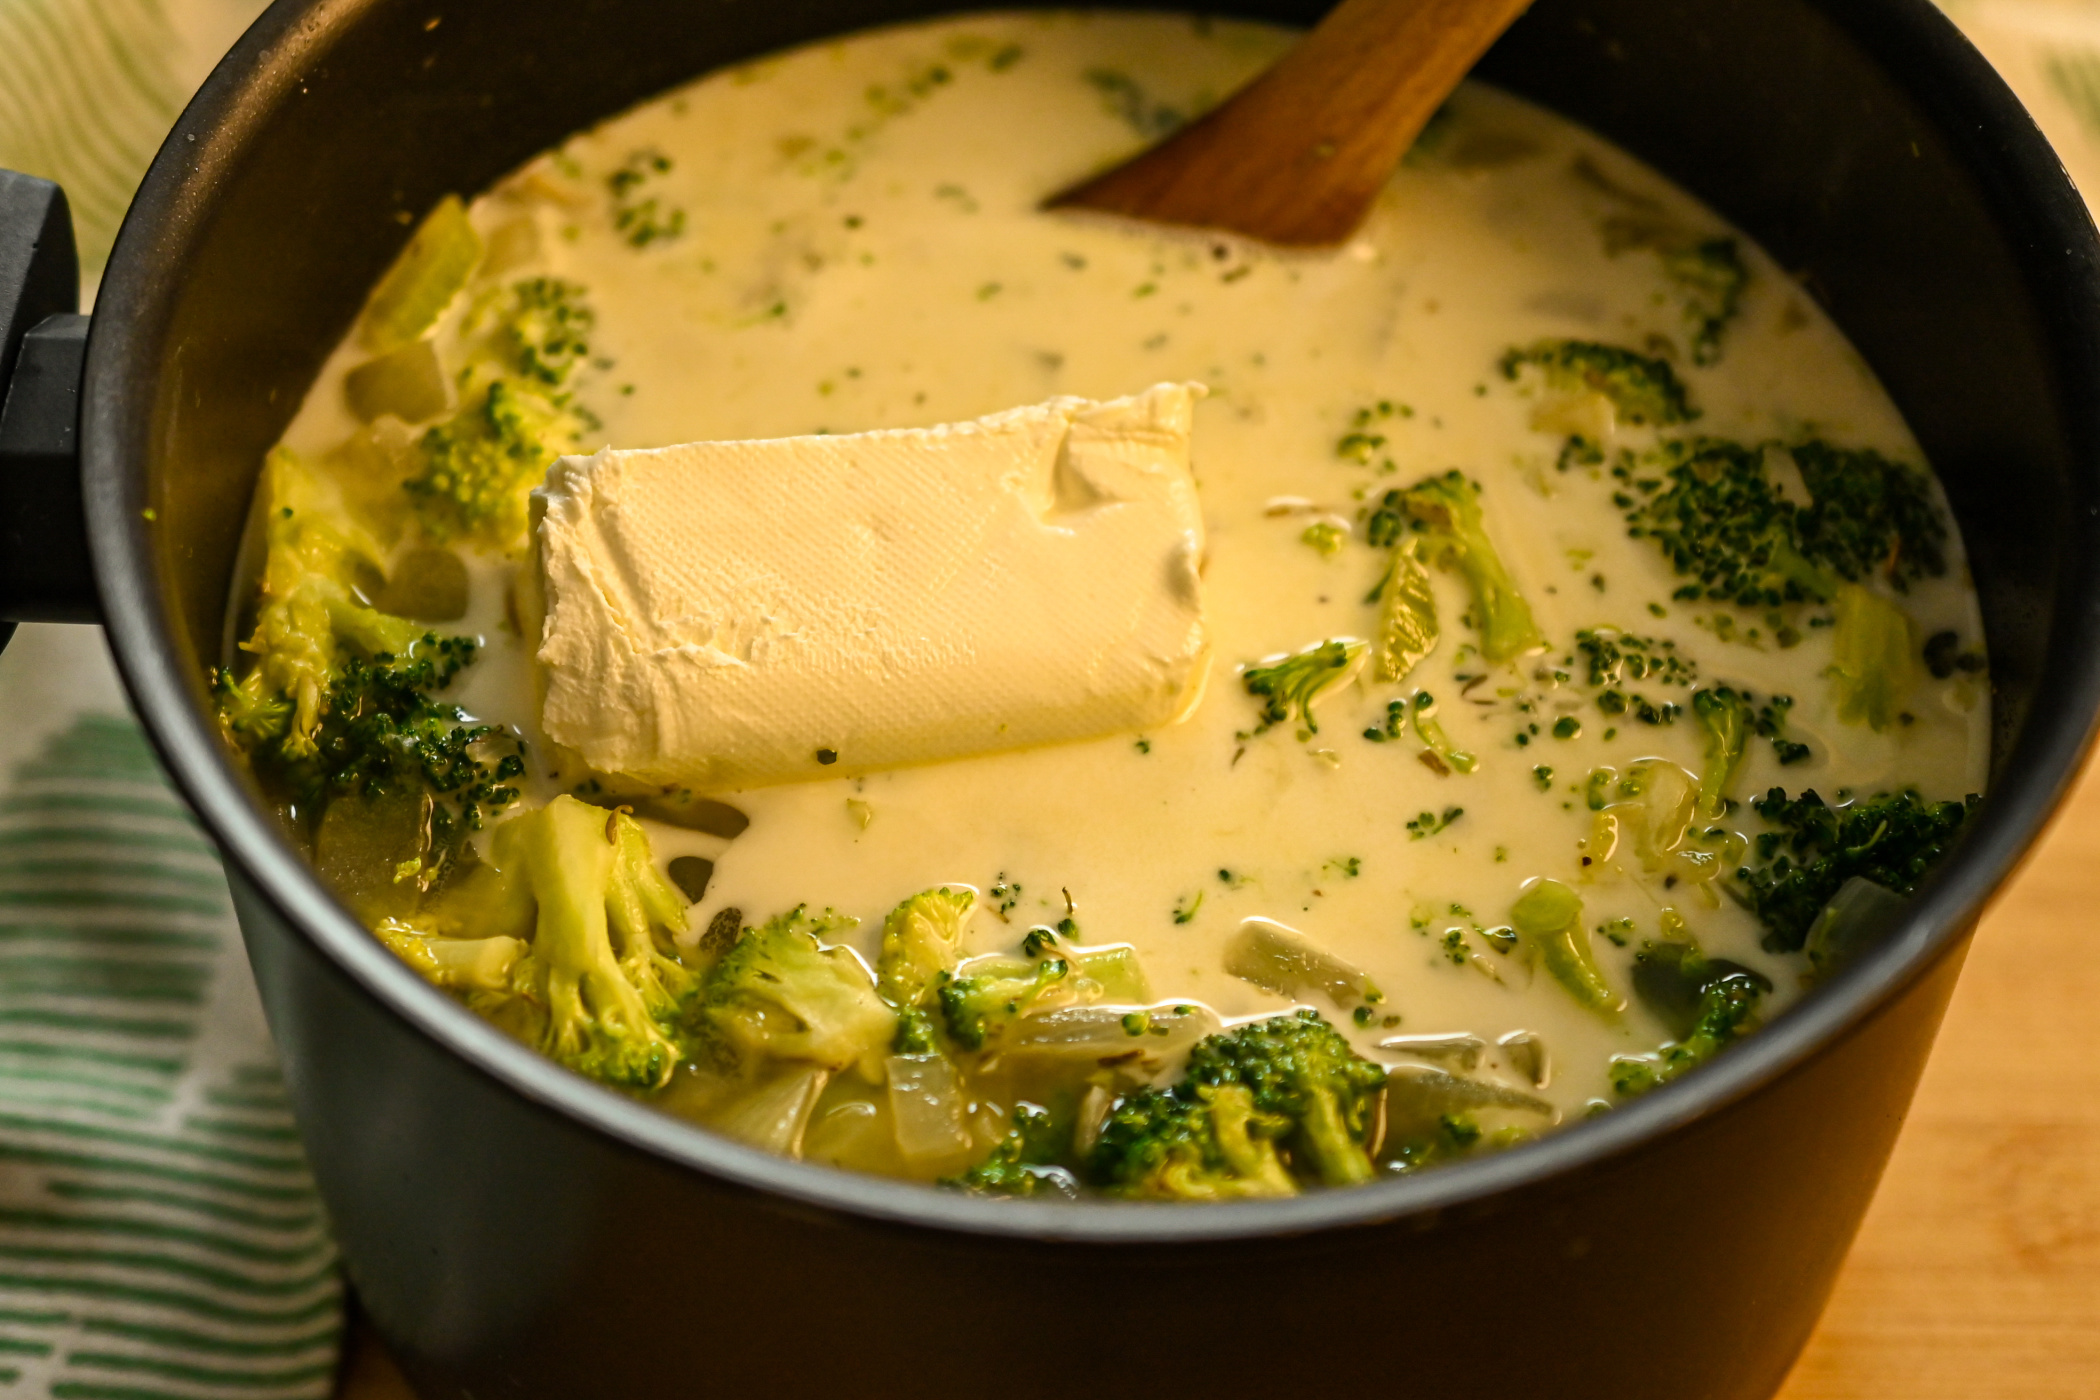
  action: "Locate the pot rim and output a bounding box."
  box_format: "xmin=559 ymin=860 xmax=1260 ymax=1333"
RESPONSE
xmin=77 ymin=0 xmax=2100 ymax=1243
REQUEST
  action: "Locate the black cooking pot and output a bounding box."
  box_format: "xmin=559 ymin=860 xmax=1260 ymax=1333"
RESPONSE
xmin=0 ymin=0 xmax=2091 ymax=1395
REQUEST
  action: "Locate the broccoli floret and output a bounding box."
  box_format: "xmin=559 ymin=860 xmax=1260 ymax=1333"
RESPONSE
xmin=1660 ymin=238 xmax=1748 ymax=366
xmin=448 ymin=796 xmax=695 ymax=1089
xmin=359 ymin=194 xmax=482 ymax=354
xmin=1575 ymin=628 xmax=1696 ymax=688
xmin=1384 ymin=471 xmax=1544 ymax=662
xmin=1182 ymin=1009 xmax=1390 ymax=1187
xmin=1510 ymin=878 xmax=1615 ymax=1013
xmin=694 ymin=904 xmax=896 ymax=1080
xmin=1691 ymin=686 xmax=1753 ymax=818
xmin=1623 ymin=439 xmax=1947 ymax=609
xmin=1500 ymin=340 xmax=1697 ymax=428
xmin=217 ymin=450 xmax=521 ymax=865
xmin=938 ymin=956 xmax=1071 ymax=1051
xmin=406 ymin=379 xmax=572 ymax=547
xmin=1613 ymin=938 xmax=1769 ymax=1095
xmin=1828 ymin=584 xmax=1919 ymax=731
xmin=218 ymin=448 xmax=426 ymax=756
xmin=875 ymin=886 xmax=973 ymax=1053
xmin=1089 ymin=1082 xmax=1299 ymax=1200
xmin=1753 ymin=694 xmax=1812 ymax=765
xmin=1788 ymin=441 xmax=1948 ymax=589
xmin=1623 ymin=439 xmax=1837 ymax=606
xmin=1736 ymin=787 xmax=1977 ymax=953
xmin=943 ymin=1104 xmax=1078 ymax=1197
xmin=1239 ymin=639 xmax=1365 ymax=737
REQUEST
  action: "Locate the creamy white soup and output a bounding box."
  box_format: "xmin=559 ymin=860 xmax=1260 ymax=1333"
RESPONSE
xmin=218 ymin=11 xmax=1987 ymax=1198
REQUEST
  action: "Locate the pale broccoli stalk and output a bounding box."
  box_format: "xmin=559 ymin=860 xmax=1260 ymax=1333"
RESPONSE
xmin=1394 ymin=471 xmax=1545 ymax=662
xmin=1691 ymin=686 xmax=1753 ymax=818
xmin=695 ymin=905 xmax=896 ymax=1081
xmin=217 ymin=447 xmax=425 ymax=758
xmin=480 ymin=796 xmax=694 ymax=1089
xmin=1828 ymin=584 xmax=1918 ymax=731
xmin=875 ymin=887 xmax=973 ymax=1053
xmin=1510 ymin=878 xmax=1616 ymax=1014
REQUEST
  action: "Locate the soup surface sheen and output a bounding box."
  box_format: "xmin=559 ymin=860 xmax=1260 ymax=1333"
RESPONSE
xmin=254 ymin=10 xmax=1987 ymax=1192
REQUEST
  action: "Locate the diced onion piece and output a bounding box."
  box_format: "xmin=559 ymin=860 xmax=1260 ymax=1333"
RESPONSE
xmin=1224 ymin=918 xmax=1382 ymax=1009
xmin=711 ymin=1065 xmax=829 ymax=1158
xmin=1385 ymin=1063 xmax=1553 ymax=1142
xmin=1000 ymin=1002 xmax=1221 ymax=1062
xmin=345 ymin=338 xmax=450 ymax=424
xmin=360 ymin=194 xmax=483 ymax=352
xmin=885 ymin=1054 xmax=973 ymax=1169
xmin=1073 ymin=945 xmax=1150 ymax=1003
xmin=421 ymin=934 xmax=525 ymax=991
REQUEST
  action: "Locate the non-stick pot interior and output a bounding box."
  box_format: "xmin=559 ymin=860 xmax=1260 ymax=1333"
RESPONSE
xmin=86 ymin=0 xmax=2100 ymax=1203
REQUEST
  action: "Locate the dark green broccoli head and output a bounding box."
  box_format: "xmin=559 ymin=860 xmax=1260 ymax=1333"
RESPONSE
xmin=1088 ymin=1082 xmax=1298 ymax=1200
xmin=1736 ymin=788 xmax=1977 ymax=952
xmin=943 ymin=1105 xmax=1078 ymax=1198
xmin=1623 ymin=438 xmax=1947 ymax=609
xmin=1182 ymin=1009 xmax=1389 ymax=1187
xmin=1499 ymin=339 xmax=1696 ymax=427
xmin=494 ymin=277 xmax=595 ymax=387
xmin=1615 ymin=939 xmax=1770 ymax=1096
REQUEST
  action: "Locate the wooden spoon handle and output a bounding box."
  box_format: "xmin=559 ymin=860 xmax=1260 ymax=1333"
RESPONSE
xmin=1047 ymin=0 xmax=1535 ymax=247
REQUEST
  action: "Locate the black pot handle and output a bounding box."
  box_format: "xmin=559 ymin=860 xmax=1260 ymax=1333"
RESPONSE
xmin=0 ymin=169 xmax=97 ymax=656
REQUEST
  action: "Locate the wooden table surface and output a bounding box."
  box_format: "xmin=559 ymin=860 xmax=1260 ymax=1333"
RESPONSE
xmin=338 ymin=757 xmax=2100 ymax=1399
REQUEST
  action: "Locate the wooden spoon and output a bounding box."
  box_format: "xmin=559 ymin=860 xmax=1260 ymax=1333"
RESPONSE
xmin=1045 ymin=0 xmax=1536 ymax=247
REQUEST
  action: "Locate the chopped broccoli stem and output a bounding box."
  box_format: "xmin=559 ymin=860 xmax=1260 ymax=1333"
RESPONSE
xmin=1240 ymin=639 xmax=1366 ymax=737
xmin=1383 ymin=470 xmax=1544 ymax=662
xmin=1828 ymin=584 xmax=1917 ymax=731
xmin=1691 ymin=686 xmax=1753 ymax=817
xmin=1500 ymin=339 xmax=1696 ymax=427
xmin=1735 ymin=787 xmax=1976 ymax=953
xmin=360 ymin=194 xmax=482 ymax=353
xmin=1510 ymin=879 xmax=1615 ymax=1013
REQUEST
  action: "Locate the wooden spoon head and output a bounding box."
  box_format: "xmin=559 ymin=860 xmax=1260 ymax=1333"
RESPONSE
xmin=1045 ymin=0 xmax=1535 ymax=248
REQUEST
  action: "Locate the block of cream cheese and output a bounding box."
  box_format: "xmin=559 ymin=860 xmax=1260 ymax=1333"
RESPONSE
xmin=532 ymin=383 xmax=1210 ymax=791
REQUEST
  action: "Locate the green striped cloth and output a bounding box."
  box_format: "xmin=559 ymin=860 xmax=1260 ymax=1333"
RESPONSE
xmin=0 ymin=709 xmax=341 ymax=1399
